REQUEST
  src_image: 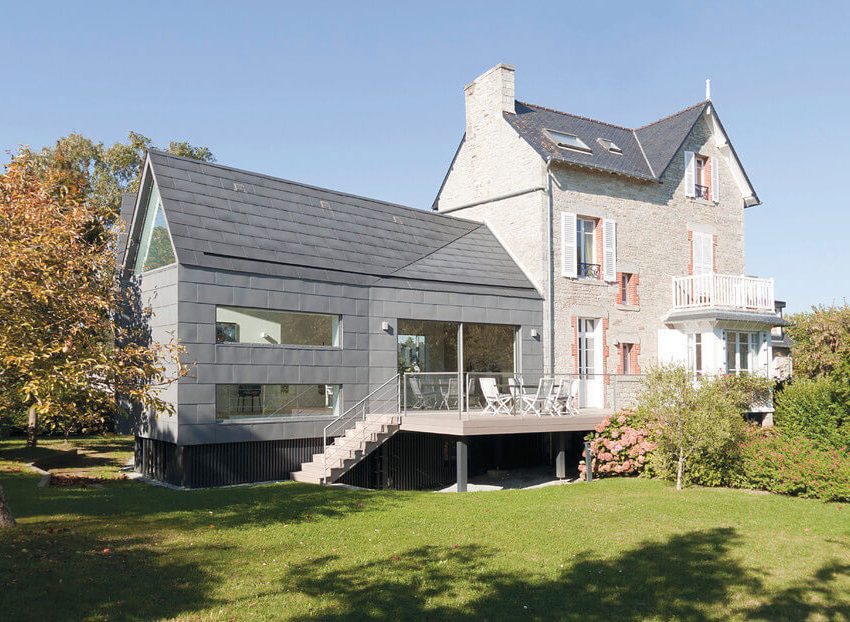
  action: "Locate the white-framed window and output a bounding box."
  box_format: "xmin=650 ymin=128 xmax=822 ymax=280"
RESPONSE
xmin=726 ymin=331 xmax=758 ymax=375
xmin=692 ymin=231 xmax=714 ymax=275
xmin=576 ymin=217 xmax=597 ymax=279
xmin=577 ymin=318 xmax=597 ymax=377
xmin=687 ymin=333 xmax=703 ymax=377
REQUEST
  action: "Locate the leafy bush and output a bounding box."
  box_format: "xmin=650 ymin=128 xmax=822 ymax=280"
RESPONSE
xmin=785 ymin=304 xmax=850 ymax=389
xmin=579 ymin=411 xmax=654 ymax=479
xmin=774 ymin=377 xmax=849 ymax=452
xmin=731 ymin=427 xmax=850 ymax=502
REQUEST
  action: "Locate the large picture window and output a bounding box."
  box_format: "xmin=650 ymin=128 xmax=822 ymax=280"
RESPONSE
xmin=215 ymin=384 xmax=340 ymax=420
xmin=215 ymin=307 xmax=341 ymax=347
xmin=396 ymin=320 xmax=516 ymax=374
xmin=397 ymin=320 xmax=458 ymax=373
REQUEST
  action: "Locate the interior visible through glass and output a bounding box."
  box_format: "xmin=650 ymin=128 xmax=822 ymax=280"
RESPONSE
xmin=215 ymin=384 xmax=340 ymax=420
xmin=215 ymin=307 xmax=341 ymax=346
xmin=397 ymin=320 xmax=458 ymax=373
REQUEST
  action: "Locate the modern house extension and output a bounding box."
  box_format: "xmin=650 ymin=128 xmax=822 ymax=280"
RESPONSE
xmin=435 ymin=64 xmax=784 ymax=422
xmin=121 ymin=64 xmax=783 ymax=490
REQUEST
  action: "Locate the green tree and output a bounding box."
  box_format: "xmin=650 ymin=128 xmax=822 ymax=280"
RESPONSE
xmin=635 ymin=366 xmax=767 ymax=490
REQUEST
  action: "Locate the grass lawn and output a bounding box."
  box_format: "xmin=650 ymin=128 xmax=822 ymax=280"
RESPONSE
xmin=1 ymin=436 xmax=849 ymax=621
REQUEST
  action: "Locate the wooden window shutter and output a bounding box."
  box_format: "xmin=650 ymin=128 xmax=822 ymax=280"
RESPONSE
xmin=561 ymin=212 xmax=577 ymax=278
xmin=711 ymin=155 xmax=720 ymax=202
xmin=684 ymin=151 xmax=696 ymax=197
xmin=603 ymin=219 xmax=617 ymax=282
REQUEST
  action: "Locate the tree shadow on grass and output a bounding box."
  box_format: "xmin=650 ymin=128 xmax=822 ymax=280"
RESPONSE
xmin=0 ymin=522 xmax=225 ymax=621
xmin=278 ymin=527 xmax=848 ymax=621
xmin=746 ymin=560 xmax=850 ymax=621
xmin=3 ymin=466 xmax=402 ymax=531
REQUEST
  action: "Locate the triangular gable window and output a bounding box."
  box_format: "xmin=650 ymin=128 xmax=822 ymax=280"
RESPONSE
xmin=134 ymin=182 xmax=176 ymax=274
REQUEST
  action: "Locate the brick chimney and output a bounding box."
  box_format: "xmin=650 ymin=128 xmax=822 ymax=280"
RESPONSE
xmin=464 ymin=64 xmax=515 ymax=136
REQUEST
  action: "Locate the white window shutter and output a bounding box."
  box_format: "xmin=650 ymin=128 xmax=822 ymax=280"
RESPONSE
xmin=684 ymin=151 xmax=695 ymax=197
xmin=603 ymin=219 xmax=617 ymax=282
xmin=561 ymin=212 xmax=577 ymax=278
xmin=711 ymin=155 xmax=720 ymax=202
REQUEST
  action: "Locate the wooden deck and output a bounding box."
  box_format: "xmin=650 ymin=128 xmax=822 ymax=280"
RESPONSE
xmin=399 ymin=408 xmax=609 ymax=436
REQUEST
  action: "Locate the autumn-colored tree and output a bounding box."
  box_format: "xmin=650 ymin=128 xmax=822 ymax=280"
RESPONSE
xmin=0 ymin=151 xmax=186 ymax=526
xmin=786 ymin=304 xmax=850 ymax=391
xmin=34 ymin=132 xmax=214 ymax=219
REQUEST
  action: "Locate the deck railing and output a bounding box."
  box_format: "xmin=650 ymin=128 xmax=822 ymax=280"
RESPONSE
xmin=401 ymin=372 xmax=646 ymax=419
xmin=672 ymin=274 xmax=774 ymax=312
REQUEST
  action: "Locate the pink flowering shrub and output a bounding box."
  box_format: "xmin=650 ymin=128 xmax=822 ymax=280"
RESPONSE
xmin=579 ymin=410 xmax=655 ymax=478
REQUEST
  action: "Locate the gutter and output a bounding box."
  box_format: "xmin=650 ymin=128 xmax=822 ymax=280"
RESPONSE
xmin=437 ymin=186 xmax=546 ymax=214
xmin=545 ymin=157 xmax=556 ymax=375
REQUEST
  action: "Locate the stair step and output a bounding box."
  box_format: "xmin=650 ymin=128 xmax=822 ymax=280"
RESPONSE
xmin=294 ymin=414 xmax=401 ymax=485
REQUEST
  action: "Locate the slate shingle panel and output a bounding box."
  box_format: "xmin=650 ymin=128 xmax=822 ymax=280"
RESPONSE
xmin=503 ymin=100 xmax=709 ymax=182
xmin=146 ymin=150 xmax=538 ymax=295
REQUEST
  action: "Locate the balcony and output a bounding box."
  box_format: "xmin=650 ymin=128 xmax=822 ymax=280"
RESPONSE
xmin=671 ymin=273 xmax=775 ymax=312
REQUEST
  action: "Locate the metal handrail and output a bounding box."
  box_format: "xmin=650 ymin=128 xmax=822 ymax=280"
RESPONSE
xmin=322 ymin=374 xmax=400 ymax=484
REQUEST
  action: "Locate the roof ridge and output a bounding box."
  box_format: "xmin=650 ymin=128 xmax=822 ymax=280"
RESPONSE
xmin=147 ymin=149 xmax=474 ymax=226
xmin=387 ymin=223 xmax=489 ymax=276
xmin=634 ymin=100 xmax=708 ymax=130
xmin=516 ymin=100 xmax=634 ymax=131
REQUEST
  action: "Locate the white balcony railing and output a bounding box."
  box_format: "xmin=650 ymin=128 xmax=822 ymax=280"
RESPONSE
xmin=672 ymin=274 xmax=775 ymax=312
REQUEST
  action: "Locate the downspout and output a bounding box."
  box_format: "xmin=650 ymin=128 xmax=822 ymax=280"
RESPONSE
xmin=545 ymin=157 xmax=556 ymax=375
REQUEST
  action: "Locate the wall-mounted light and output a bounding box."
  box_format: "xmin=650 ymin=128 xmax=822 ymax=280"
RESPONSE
xmin=381 ymin=321 xmax=390 ymax=332
xmin=530 ymin=329 xmax=540 ymax=339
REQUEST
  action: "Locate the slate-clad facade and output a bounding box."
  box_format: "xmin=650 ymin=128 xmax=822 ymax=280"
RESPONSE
xmin=122 ymin=150 xmax=543 ymax=487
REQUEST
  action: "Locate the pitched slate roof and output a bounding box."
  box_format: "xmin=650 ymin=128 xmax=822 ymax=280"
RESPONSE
xmin=634 ymin=102 xmax=708 ymax=178
xmin=504 ymin=100 xmax=710 ymax=182
xmin=136 ymin=150 xmax=536 ymax=293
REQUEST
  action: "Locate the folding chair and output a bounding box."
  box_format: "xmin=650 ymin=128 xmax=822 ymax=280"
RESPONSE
xmin=479 ymin=377 xmax=513 ymax=416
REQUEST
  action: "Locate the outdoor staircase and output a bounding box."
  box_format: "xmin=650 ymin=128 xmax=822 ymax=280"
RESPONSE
xmin=292 ymin=413 xmax=401 ymax=484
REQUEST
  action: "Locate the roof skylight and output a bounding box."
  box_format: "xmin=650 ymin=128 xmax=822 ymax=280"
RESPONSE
xmin=545 ymin=129 xmax=592 ymax=153
xmin=597 ymin=138 xmax=623 ymax=154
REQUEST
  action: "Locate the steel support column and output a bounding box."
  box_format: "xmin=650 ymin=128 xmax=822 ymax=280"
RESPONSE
xmin=456 ymin=437 xmax=468 ymax=492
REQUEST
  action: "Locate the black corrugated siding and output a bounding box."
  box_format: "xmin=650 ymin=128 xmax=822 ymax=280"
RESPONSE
xmin=340 ymin=432 xmax=551 ymax=490
xmin=135 ymin=432 xmax=561 ymax=490
xmin=134 ymin=436 xmax=323 ymax=488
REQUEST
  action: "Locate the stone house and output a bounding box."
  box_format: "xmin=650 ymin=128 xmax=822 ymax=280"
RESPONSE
xmin=434 ymin=64 xmax=782 ymax=414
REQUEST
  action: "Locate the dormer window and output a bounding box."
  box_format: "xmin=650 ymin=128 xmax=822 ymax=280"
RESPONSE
xmin=597 ymin=138 xmax=622 ymax=154
xmin=545 ymin=130 xmax=592 ymax=153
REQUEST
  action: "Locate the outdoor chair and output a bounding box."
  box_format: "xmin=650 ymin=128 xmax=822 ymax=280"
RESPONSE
xmin=545 ymin=379 xmax=571 ymax=416
xmin=507 ymin=376 xmax=528 ymax=402
xmin=479 ymin=377 xmax=513 ymax=416
xmin=408 ymin=376 xmax=437 ymax=409
xmin=438 ymin=376 xmax=458 ymax=410
xmin=520 ymin=377 xmax=556 ymax=416
xmin=564 ymin=379 xmax=580 ymax=416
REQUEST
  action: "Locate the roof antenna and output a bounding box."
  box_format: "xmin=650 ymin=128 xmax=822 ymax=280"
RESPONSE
xmin=705 ymin=78 xmax=711 ymax=101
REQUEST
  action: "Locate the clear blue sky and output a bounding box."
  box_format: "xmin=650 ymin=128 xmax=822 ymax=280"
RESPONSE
xmin=2 ymin=2 xmax=847 ymax=312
